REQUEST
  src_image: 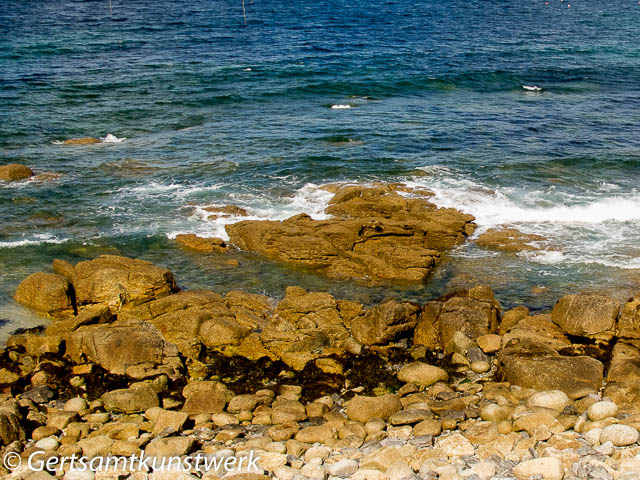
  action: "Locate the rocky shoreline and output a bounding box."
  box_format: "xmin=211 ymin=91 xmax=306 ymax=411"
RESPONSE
xmin=2 ymin=247 xmax=640 ymax=479
xmin=1 ymin=182 xmax=639 ymax=480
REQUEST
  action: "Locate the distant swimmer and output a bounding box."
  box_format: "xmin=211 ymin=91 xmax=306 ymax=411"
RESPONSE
xmin=522 ymin=85 xmax=543 ymax=92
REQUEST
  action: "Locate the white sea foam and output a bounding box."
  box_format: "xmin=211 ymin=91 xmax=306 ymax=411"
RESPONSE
xmin=406 ymin=166 xmax=640 ymax=269
xmin=331 ymin=104 xmax=352 ymax=109
xmin=101 ymin=133 xmax=126 ymax=143
xmin=0 ymin=234 xmax=67 ymax=248
xmin=172 ymin=183 xmax=335 ymax=241
xmin=522 ymin=85 xmax=542 ymax=92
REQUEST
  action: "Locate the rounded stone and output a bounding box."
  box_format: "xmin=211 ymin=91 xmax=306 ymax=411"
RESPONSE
xmin=513 ymin=457 xmax=564 ymax=480
xmin=397 ymin=362 xmax=448 ymax=387
xmin=600 ymin=424 xmax=640 ymax=446
xmin=64 ymin=397 xmax=88 ymax=412
xmin=35 ymin=436 xmax=60 ymax=451
xmin=584 ymin=427 xmax=603 ymax=446
xmin=587 ymin=401 xmax=618 ymax=421
xmin=527 ymin=390 xmax=571 ymax=411
xmin=471 ymin=360 xmax=491 ymax=373
xmin=364 ymin=417 xmax=386 ymax=435
xmin=480 ymin=403 xmax=509 ymax=423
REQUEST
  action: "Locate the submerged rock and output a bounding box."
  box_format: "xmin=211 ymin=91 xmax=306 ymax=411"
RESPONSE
xmin=62 ymin=137 xmax=101 ymax=145
xmin=475 ymin=227 xmax=546 ymax=252
xmin=0 ymin=163 xmax=33 ymax=182
xmin=175 ymin=234 xmax=229 ymax=253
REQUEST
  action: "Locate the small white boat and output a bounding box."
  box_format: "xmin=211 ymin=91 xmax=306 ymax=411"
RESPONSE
xmin=522 ymin=85 xmax=543 ymax=92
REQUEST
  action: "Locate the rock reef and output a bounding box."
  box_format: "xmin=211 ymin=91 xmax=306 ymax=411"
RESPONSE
xmin=225 ymin=184 xmax=476 ymax=282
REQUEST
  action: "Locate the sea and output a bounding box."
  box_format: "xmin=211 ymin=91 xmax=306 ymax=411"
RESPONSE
xmin=2 ymin=0 xmax=640 ymax=340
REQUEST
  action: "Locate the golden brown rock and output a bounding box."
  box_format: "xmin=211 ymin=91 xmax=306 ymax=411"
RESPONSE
xmin=551 ymin=293 xmax=618 ymax=341
xmin=13 ymin=272 xmax=74 ymax=317
xmin=351 ymin=300 xmax=420 ymax=346
xmin=0 ymin=163 xmax=33 ymax=182
xmin=203 ymin=205 xmax=249 ymax=220
xmin=62 ymin=137 xmax=101 ymax=145
xmin=475 ymin=227 xmax=546 ymax=252
xmin=73 ymin=255 xmax=177 ymax=309
xmin=175 ymin=234 xmax=229 ymax=253
xmin=225 ymin=184 xmax=475 ymax=282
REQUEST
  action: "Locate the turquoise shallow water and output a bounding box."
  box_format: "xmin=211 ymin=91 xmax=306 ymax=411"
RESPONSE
xmin=2 ymin=0 xmax=640 ymax=337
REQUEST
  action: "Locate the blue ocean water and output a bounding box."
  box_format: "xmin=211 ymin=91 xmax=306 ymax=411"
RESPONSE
xmin=2 ymin=0 xmax=640 ymax=337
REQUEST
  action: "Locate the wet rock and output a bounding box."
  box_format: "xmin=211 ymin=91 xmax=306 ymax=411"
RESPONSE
xmin=476 ymin=227 xmax=546 ymax=252
xmin=0 ymin=163 xmax=33 ymax=182
xmin=226 ymin=184 xmax=475 ymax=282
xmin=175 ymin=234 xmax=229 ymax=253
xmin=13 ymin=272 xmax=74 ymax=317
xmin=345 ymin=394 xmax=402 ymax=423
xmin=203 ymin=205 xmax=249 ymax=219
xmin=551 ymin=294 xmax=618 ymax=341
xmin=62 ymin=137 xmax=101 ymax=145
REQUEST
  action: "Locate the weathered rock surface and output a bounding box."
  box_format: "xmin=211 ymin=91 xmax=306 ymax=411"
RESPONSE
xmin=0 ymin=163 xmax=33 ymax=182
xmin=226 ymin=184 xmax=475 ymax=282
xmin=351 ymin=300 xmax=420 ymax=346
xmin=175 ymin=234 xmax=229 ymax=253
xmin=102 ymin=385 xmax=159 ymax=413
xmin=202 ymin=205 xmax=249 ymax=220
xmin=73 ymin=255 xmax=177 ymax=309
xmin=551 ymin=293 xmax=618 ymax=341
xmin=13 ymin=272 xmax=74 ymax=317
xmin=476 ymin=227 xmax=546 ymax=252
xmin=422 ymin=286 xmax=501 ymax=353
xmin=66 ymin=321 xmax=182 ymax=378
xmin=499 ymin=346 xmax=603 ymax=399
